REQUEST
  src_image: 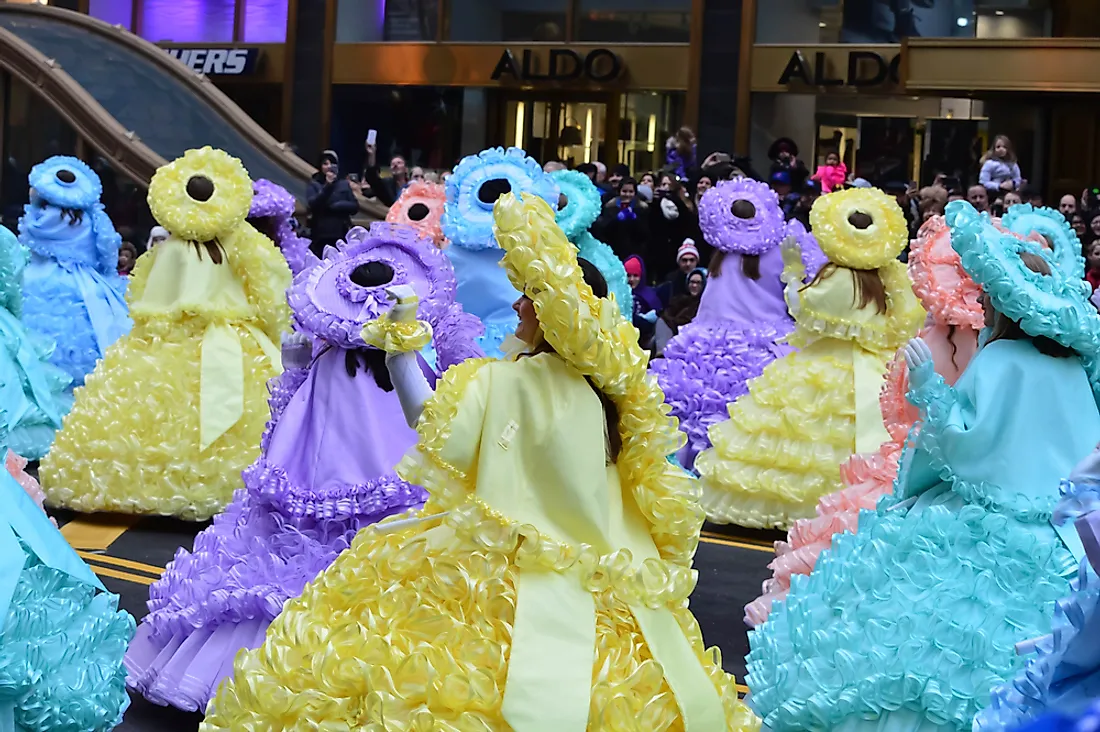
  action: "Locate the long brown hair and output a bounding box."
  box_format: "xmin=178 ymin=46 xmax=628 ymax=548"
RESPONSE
xmin=709 ymin=249 xmax=726 ymax=277
xmin=801 ymin=263 xmax=888 ymax=314
xmin=741 ymin=254 xmax=761 ymax=280
xmin=527 ymin=259 xmax=622 ymax=462
xmin=985 ymin=251 xmax=1075 ymax=358
xmin=981 ymin=134 xmax=1017 ymax=164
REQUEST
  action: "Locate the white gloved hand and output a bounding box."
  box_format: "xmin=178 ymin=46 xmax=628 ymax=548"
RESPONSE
xmin=641 ymin=310 xmax=658 ymax=324
xmin=280 ymin=331 xmax=313 ymax=370
xmin=385 ymin=284 xmax=420 ymax=324
xmin=660 ymin=197 xmax=679 ymax=220
xmin=903 ymin=337 xmax=936 ymax=389
xmin=780 ymin=235 xmax=802 ymax=267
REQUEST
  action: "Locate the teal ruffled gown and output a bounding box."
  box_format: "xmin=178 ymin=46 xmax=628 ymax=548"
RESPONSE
xmin=747 ymin=338 xmax=1100 ymax=732
xmin=0 ymin=426 xmax=134 ymax=731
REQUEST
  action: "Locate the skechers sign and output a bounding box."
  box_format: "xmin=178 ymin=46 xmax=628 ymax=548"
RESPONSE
xmin=165 ymin=48 xmax=260 ymax=76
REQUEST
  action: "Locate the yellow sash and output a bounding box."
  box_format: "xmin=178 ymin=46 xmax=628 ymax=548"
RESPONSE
xmin=199 ymin=322 xmax=282 ymax=450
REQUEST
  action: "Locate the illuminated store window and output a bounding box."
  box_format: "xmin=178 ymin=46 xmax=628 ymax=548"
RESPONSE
xmin=618 ymin=91 xmax=685 ymax=173
xmin=336 ymin=0 xmax=438 ymax=42
xmin=88 ymin=0 xmax=133 ymax=30
xmin=242 ymin=0 xmax=289 ymax=43
xmin=141 ymin=0 xmax=235 ymax=43
xmin=576 ymin=0 xmax=690 ymax=43
xmin=448 ymin=0 xmax=567 ymax=42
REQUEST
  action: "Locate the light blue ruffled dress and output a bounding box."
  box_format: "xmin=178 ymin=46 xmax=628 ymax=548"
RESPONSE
xmin=441 ymin=147 xmax=558 ymax=358
xmin=748 ymin=339 xmax=1100 ymax=732
xmin=0 ymin=420 xmax=134 ymax=731
xmin=975 ymin=455 xmax=1100 ymax=731
xmin=20 ymin=157 xmax=130 ymax=390
xmin=0 ymin=227 xmax=71 ymax=460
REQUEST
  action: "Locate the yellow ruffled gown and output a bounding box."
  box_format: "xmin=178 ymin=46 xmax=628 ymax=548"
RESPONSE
xmin=202 ymin=193 xmax=759 ymax=731
xmin=695 ymin=188 xmax=924 ymax=530
xmin=42 ymin=147 xmax=290 ymax=521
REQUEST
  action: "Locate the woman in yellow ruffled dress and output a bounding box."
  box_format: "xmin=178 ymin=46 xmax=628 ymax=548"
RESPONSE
xmin=201 ymin=193 xmax=759 ymax=731
xmin=42 ymin=147 xmax=291 ymax=521
xmin=695 ymin=188 xmax=924 ymax=529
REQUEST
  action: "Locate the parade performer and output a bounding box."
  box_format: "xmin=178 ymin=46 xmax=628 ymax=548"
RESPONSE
xmin=550 ymin=168 xmax=632 ymax=319
xmin=745 ymin=214 xmax=984 ymax=625
xmin=0 ymin=418 xmax=134 ymax=732
xmin=0 ymin=226 xmax=71 ymax=460
xmin=41 ymin=147 xmax=291 ymax=521
xmin=747 ymin=200 xmax=1100 ymax=732
xmin=695 ymin=187 xmax=923 ymax=528
xmin=975 ymin=449 xmax=1100 ymax=731
xmin=248 ymin=178 xmax=314 ymax=276
xmin=20 ymin=155 xmax=129 ymax=389
xmin=441 ymin=146 xmax=558 ymax=358
xmin=201 ymin=193 xmax=759 ymax=731
xmin=125 ymin=222 xmax=482 ymax=712
xmin=386 ymin=179 xmax=447 ymax=246
xmin=651 ymin=179 xmax=825 ymax=470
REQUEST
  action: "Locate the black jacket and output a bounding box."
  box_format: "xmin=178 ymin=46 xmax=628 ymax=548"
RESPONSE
xmin=306 ymin=174 xmax=359 ymax=242
xmin=362 ymin=165 xmax=406 ymax=208
xmin=593 ymin=198 xmax=650 ymax=266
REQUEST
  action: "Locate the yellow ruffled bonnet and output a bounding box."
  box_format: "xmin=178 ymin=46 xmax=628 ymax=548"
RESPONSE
xmin=147 ymin=147 xmax=252 ymax=242
xmin=810 ymin=188 xmax=909 ymax=270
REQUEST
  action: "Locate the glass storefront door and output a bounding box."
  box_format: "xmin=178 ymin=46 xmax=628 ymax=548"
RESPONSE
xmin=494 ymin=90 xmax=610 ymax=167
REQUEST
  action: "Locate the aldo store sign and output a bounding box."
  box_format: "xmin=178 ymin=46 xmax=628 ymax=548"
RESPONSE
xmin=778 ymin=49 xmax=901 ymax=89
xmin=490 ymin=48 xmax=624 ymax=84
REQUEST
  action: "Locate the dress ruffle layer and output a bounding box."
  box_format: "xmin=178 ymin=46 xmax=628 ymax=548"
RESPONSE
xmin=42 ymin=317 xmax=278 ymax=520
xmin=746 ymin=355 xmax=913 ymax=624
xmin=21 ymin=277 xmax=108 ymax=390
xmin=651 ymin=320 xmax=792 ymax=463
xmin=696 ymin=345 xmax=864 ymax=529
xmin=747 ymin=501 xmax=1075 ymax=732
xmin=0 ymin=540 xmax=134 ymax=732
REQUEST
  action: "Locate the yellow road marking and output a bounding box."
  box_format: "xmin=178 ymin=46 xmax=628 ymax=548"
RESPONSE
xmin=701 ymin=529 xmax=774 ymax=548
xmin=76 ymin=550 xmax=163 ymax=577
xmin=60 ymin=515 xmax=139 ymax=550
xmin=700 ymin=533 xmax=775 ymax=553
xmin=736 ymin=683 xmax=750 ymax=695
xmin=86 ymin=563 xmax=156 ymax=586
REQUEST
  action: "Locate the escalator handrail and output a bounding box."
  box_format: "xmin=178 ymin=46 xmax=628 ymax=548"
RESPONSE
xmin=0 ymin=22 xmax=164 ymax=187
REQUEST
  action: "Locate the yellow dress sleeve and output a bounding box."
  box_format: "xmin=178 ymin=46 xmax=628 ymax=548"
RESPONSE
xmin=789 ymin=266 xmax=887 ymax=349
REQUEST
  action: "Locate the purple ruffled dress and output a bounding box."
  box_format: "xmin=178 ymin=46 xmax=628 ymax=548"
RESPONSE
xmin=651 ymin=180 xmax=824 ymax=470
xmin=123 ymin=223 xmax=483 ymax=712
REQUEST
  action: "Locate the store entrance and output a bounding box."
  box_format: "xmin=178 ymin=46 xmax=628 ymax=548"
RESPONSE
xmin=490 ymin=90 xmax=613 ymax=167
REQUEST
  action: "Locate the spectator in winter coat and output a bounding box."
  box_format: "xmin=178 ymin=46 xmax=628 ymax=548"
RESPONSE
xmin=647 ymin=172 xmax=696 ymax=281
xmin=306 ymin=149 xmax=359 ymax=257
xmin=666 ymin=127 xmax=698 ymax=179
xmin=593 ymin=177 xmax=650 ymax=263
xmin=625 ymin=254 xmax=662 ymax=349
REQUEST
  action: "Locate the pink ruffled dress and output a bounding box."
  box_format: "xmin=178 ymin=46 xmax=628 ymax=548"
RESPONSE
xmin=745 ymin=215 xmax=984 ymax=626
xmin=7 ymin=449 xmax=47 ymax=516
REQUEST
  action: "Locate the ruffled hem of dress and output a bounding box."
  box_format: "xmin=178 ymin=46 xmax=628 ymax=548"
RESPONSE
xmin=747 ymin=502 xmax=1077 ymax=732
xmin=243 ymin=456 xmax=428 ymax=521
xmin=0 ymin=546 xmax=135 ymax=732
xmin=975 ymin=559 xmax=1100 ymax=731
xmin=650 ymin=319 xmax=793 ymax=456
xmin=125 ymin=616 xmax=269 ymax=713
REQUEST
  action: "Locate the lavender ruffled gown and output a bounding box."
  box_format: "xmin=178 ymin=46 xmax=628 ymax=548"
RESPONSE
xmin=124 ymin=223 xmax=483 ymax=712
xmin=651 ymin=179 xmax=823 ymax=470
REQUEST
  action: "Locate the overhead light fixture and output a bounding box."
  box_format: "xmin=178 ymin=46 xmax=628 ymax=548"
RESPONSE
xmin=514 ymin=103 xmax=525 ymax=149
xmin=995 ymin=9 xmax=1004 ymax=14
xmin=818 ymin=21 xmax=827 ymax=28
xmin=956 ymin=16 xmax=969 ymax=26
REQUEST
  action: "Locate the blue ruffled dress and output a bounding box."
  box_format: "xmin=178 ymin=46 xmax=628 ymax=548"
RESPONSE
xmin=0 ymin=426 xmax=134 ymax=731
xmin=20 ymin=203 xmax=130 ymax=389
xmin=747 ymin=339 xmax=1100 ymax=732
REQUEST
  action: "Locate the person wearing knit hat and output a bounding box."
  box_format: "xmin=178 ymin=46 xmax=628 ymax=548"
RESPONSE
xmin=625 ymin=254 xmax=661 ymax=349
xmin=306 ymin=148 xmax=358 ymax=258
xmin=678 ymin=238 xmax=700 ymax=264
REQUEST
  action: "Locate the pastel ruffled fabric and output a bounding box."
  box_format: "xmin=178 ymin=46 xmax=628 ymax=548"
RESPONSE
xmin=748 ymin=337 xmax=1100 ymax=731
xmin=248 ymin=178 xmax=314 ymax=276
xmin=695 ymin=188 xmax=924 ymax=528
xmin=550 ymin=169 xmax=632 ymax=320
xmin=0 ymin=425 xmax=135 ymax=732
xmin=745 ymin=215 xmax=983 ymax=625
xmin=41 ymin=147 xmax=292 ymax=521
xmin=202 ymin=193 xmax=759 ymax=731
xmin=21 ymin=155 xmax=130 ymax=389
xmin=7 ymin=450 xmax=49 ymax=521
xmin=1002 ymin=203 xmax=1085 ymax=279
xmin=124 ymin=221 xmax=481 ymax=712
xmin=386 ymin=180 xmax=447 ymax=246
xmin=441 ymin=147 xmax=559 ymax=358
xmin=652 ymin=180 xmax=825 ymax=470
xmin=0 ymin=225 xmax=72 ymax=461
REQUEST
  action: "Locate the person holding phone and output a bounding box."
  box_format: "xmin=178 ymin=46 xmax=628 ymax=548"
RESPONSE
xmin=363 ymin=132 xmax=410 ymax=207
xmin=306 ymin=149 xmax=358 ymax=258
